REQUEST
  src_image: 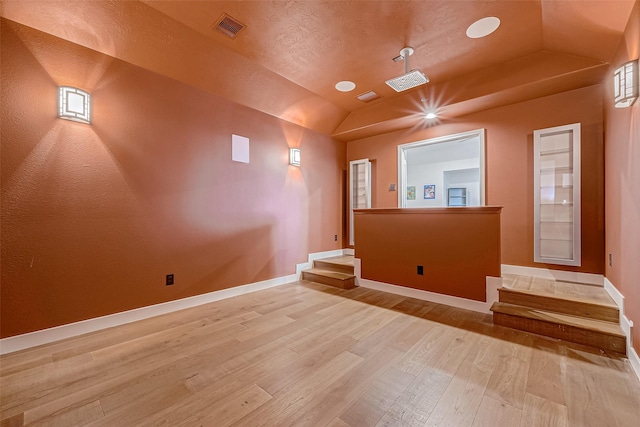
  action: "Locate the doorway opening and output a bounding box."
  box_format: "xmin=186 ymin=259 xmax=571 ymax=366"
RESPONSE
xmin=398 ymin=129 xmax=486 ymax=208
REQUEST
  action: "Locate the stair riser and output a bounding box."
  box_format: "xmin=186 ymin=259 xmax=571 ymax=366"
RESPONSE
xmin=493 ymin=312 xmax=626 ymax=354
xmin=312 ymin=260 xmax=355 ymax=274
xmin=302 ymin=271 xmax=356 ymax=290
xmin=499 ymin=289 xmax=619 ymax=323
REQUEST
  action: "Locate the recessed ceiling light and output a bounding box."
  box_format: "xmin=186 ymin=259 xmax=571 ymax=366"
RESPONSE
xmin=466 ymin=17 xmax=500 ymax=39
xmin=425 ymin=112 xmax=437 ymax=120
xmin=335 ymin=81 xmax=356 ymax=92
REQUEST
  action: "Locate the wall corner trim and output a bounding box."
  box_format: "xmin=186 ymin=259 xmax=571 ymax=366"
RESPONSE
xmin=0 ymin=249 xmax=350 ymax=355
xmin=604 ymin=277 xmax=639 ymax=381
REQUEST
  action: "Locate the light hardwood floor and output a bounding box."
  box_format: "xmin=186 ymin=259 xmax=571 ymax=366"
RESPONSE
xmin=1 ymin=281 xmax=639 ymax=426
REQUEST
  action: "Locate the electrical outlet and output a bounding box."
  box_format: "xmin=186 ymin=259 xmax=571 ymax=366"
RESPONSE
xmin=609 ymin=254 xmax=613 ymax=267
xmin=166 ymin=274 xmax=174 ymax=286
xmin=417 ymin=265 xmax=424 ymax=275
xmin=334 ymin=234 xmax=338 ymax=241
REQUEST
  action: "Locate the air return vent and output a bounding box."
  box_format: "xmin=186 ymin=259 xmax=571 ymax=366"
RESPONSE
xmin=213 ymin=13 xmax=246 ymax=39
xmin=357 ymin=91 xmax=381 ymax=102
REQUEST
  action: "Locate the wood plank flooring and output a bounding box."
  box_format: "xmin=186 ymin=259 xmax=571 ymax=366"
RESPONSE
xmin=2 ymin=281 xmax=639 ymax=426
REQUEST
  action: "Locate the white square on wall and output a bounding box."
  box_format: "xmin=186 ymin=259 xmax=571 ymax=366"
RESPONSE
xmin=232 ymin=134 xmax=250 ymax=163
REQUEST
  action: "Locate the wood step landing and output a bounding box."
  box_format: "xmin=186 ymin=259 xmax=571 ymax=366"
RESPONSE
xmin=498 ymin=287 xmax=619 ymax=322
xmin=491 ymin=274 xmax=625 ymax=354
xmin=301 ymin=256 xmax=356 ymax=290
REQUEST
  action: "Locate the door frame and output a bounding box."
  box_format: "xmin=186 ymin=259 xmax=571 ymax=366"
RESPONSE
xmin=349 ymin=159 xmax=371 ymax=246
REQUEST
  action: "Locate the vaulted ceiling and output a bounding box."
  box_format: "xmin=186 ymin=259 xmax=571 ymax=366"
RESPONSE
xmin=1 ymin=0 xmax=636 ymax=140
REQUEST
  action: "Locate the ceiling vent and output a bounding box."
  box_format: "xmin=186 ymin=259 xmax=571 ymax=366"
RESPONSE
xmin=213 ymin=13 xmax=246 ymax=39
xmin=357 ymin=91 xmax=381 ymax=102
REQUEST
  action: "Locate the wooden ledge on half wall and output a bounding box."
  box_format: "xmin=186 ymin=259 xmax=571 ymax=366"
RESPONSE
xmin=353 ymin=206 xmax=503 ymax=215
xmin=353 ymin=206 xmax=503 ymax=302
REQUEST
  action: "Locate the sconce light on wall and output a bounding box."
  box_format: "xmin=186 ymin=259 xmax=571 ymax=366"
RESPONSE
xmin=614 ymin=60 xmax=638 ymax=108
xmin=289 ymin=148 xmax=301 ymax=167
xmin=59 ymin=86 xmax=91 ymax=123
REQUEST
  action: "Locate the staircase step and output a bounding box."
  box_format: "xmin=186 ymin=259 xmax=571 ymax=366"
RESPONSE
xmin=498 ymin=287 xmax=619 ymax=323
xmin=313 ymin=256 xmax=355 ymax=274
xmin=502 ymin=274 xmax=614 ymax=305
xmin=491 ymin=302 xmax=626 ymax=354
xmin=302 ymin=268 xmax=356 ymax=290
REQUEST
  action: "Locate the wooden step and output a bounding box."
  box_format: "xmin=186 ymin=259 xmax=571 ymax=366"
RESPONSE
xmin=491 ymin=302 xmax=626 ymax=354
xmin=501 ymin=274 xmax=613 ymax=305
xmin=313 ymin=256 xmax=355 ymax=274
xmin=498 ymin=287 xmax=619 ymax=323
xmin=301 ymin=268 xmax=356 ymax=290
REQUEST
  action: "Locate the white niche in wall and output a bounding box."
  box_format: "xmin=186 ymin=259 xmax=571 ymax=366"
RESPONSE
xmin=533 ymin=123 xmax=581 ymax=266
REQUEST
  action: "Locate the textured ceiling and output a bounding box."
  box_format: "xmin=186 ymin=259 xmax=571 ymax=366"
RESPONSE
xmin=1 ymin=0 xmax=636 ymax=139
xmin=143 ymin=0 xmax=546 ymax=111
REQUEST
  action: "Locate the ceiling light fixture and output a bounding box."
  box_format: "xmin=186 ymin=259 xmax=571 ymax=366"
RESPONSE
xmin=335 ymin=81 xmax=356 ymax=92
xmin=614 ymin=59 xmax=638 ymax=108
xmin=466 ymin=17 xmax=501 ymax=39
xmin=425 ymin=112 xmax=437 ymax=120
xmin=385 ymin=47 xmax=429 ymax=92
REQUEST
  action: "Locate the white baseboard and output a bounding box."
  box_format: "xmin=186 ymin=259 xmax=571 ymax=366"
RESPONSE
xmin=354 ymin=258 xmax=500 ymax=314
xmin=629 ymin=347 xmax=640 ymax=382
xmin=0 ymin=273 xmax=297 ymax=355
xmin=343 ymin=248 xmax=354 ymax=256
xmin=502 ymin=264 xmax=604 ymax=286
xmin=486 ymin=276 xmax=502 ymax=306
xmin=603 ymin=277 xmax=639 ymax=381
xmin=1 ymin=248 xmax=353 ymax=355
xmin=604 ymin=277 xmax=625 ymax=311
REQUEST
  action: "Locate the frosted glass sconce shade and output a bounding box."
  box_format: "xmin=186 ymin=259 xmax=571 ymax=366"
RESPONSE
xmin=59 ymin=86 xmax=91 ymax=123
xmin=289 ymin=148 xmax=301 ymax=167
xmin=614 ymin=60 xmax=638 ymax=108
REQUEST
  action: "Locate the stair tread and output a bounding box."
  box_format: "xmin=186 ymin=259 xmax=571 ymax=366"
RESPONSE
xmin=502 ymin=274 xmax=615 ymax=306
xmin=316 ymin=255 xmax=355 ymax=267
xmin=498 ymin=286 xmax=618 ymax=309
xmin=490 ymin=302 xmax=625 ymax=337
xmin=303 ymin=268 xmax=355 ymax=280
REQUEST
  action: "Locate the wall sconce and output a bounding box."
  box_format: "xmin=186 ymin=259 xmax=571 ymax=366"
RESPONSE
xmin=289 ymin=148 xmax=301 ymax=167
xmin=58 ymin=86 xmax=91 ymax=123
xmin=614 ymin=60 xmax=638 ymax=108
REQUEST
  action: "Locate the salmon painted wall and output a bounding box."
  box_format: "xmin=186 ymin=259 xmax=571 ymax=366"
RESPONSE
xmin=604 ymin=0 xmax=640 ymax=355
xmin=0 ymin=19 xmax=345 ymax=338
xmin=347 ymin=85 xmax=605 ymax=274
